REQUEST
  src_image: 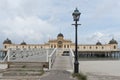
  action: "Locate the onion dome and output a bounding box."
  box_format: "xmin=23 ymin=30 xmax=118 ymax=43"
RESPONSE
xmin=96 ymin=41 xmax=102 ymax=45
xmin=20 ymin=41 xmax=27 ymax=45
xmin=3 ymin=38 xmax=12 ymax=44
xmin=109 ymin=38 xmax=118 ymax=44
xmin=57 ymin=33 xmax=64 ymax=37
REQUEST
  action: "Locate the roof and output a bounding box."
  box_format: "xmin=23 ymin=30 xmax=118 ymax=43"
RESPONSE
xmin=57 ymin=33 xmax=64 ymax=37
xmin=3 ymin=38 xmax=12 ymax=44
xmin=20 ymin=41 xmax=27 ymax=45
xmin=109 ymin=38 xmax=118 ymax=44
xmin=96 ymin=41 xmax=102 ymax=45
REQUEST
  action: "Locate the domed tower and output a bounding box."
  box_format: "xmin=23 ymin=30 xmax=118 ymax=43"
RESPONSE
xmin=3 ymin=38 xmax=12 ymax=44
xmin=3 ymin=38 xmax=12 ymax=49
xmin=109 ymin=38 xmax=118 ymax=44
xmin=20 ymin=41 xmax=27 ymax=45
xmin=109 ymin=38 xmax=118 ymax=50
xmin=57 ymin=33 xmax=64 ymax=39
xmin=96 ymin=41 xmax=102 ymax=45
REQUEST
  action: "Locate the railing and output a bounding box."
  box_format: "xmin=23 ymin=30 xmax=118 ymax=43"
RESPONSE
xmin=0 ymin=51 xmax=8 ymax=62
xmin=0 ymin=48 xmax=57 ymax=70
xmin=69 ymin=48 xmax=75 ymax=70
xmin=48 ymin=48 xmax=57 ymax=69
xmin=6 ymin=48 xmax=48 ymax=62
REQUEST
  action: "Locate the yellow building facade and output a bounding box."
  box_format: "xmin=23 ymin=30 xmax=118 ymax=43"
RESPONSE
xmin=2 ymin=33 xmax=119 ymax=58
xmin=2 ymin=33 xmax=118 ymax=51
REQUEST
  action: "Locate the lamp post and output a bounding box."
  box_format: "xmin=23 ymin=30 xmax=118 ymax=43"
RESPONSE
xmin=72 ymin=8 xmax=81 ymax=73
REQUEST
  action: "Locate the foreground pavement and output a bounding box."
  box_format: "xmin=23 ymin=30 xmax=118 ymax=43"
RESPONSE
xmin=87 ymin=73 xmax=120 ymax=80
xmin=79 ymin=60 xmax=120 ymax=80
xmin=40 ymin=70 xmax=77 ymax=80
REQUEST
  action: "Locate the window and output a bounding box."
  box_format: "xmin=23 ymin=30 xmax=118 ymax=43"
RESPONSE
xmin=96 ymin=47 xmax=98 ymax=49
xmin=114 ymin=46 xmax=116 ymax=49
xmin=51 ymin=45 xmax=53 ymax=48
xmin=16 ymin=46 xmax=18 ymax=48
xmin=67 ymin=45 xmax=69 ymax=48
xmin=83 ymin=46 xmax=86 ymax=49
xmin=4 ymin=45 xmax=7 ymax=49
xmin=102 ymin=46 xmax=104 ymax=49
xmin=64 ymin=45 xmax=66 ymax=48
xmin=89 ymin=46 xmax=91 ymax=49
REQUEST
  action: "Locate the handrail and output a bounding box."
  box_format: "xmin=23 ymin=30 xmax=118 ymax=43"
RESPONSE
xmin=49 ymin=48 xmax=57 ymax=57
xmin=48 ymin=48 xmax=57 ymax=69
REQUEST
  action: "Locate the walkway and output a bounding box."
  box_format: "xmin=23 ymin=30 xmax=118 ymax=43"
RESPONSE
xmin=52 ymin=56 xmax=73 ymax=71
xmin=40 ymin=52 xmax=75 ymax=80
xmin=41 ymin=70 xmax=76 ymax=80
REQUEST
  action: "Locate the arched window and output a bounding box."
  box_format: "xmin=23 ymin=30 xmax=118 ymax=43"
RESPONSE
xmin=96 ymin=47 xmax=98 ymax=49
xmin=114 ymin=46 xmax=116 ymax=49
xmin=51 ymin=45 xmax=53 ymax=48
xmin=102 ymin=46 xmax=104 ymax=49
xmin=54 ymin=45 xmax=56 ymax=48
xmin=89 ymin=46 xmax=91 ymax=49
xmin=83 ymin=46 xmax=86 ymax=49
xmin=64 ymin=45 xmax=66 ymax=48
xmin=4 ymin=45 xmax=7 ymax=49
xmin=67 ymin=45 xmax=69 ymax=48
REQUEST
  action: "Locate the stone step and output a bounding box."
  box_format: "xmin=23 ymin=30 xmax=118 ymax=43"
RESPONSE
xmin=6 ymin=68 xmax=42 ymax=71
xmin=9 ymin=65 xmax=42 ymax=68
xmin=1 ymin=62 xmax=45 ymax=77
xmin=3 ymin=71 xmax=43 ymax=76
xmin=8 ymin=62 xmax=44 ymax=68
xmin=8 ymin=62 xmax=43 ymax=65
xmin=0 ymin=76 xmax=41 ymax=80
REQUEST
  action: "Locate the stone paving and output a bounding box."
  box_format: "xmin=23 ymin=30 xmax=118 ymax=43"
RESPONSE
xmin=79 ymin=60 xmax=120 ymax=80
xmin=40 ymin=55 xmax=76 ymax=80
xmin=87 ymin=73 xmax=120 ymax=80
xmin=52 ymin=56 xmax=73 ymax=71
xmin=40 ymin=70 xmax=77 ymax=80
xmin=40 ymin=56 xmax=120 ymax=80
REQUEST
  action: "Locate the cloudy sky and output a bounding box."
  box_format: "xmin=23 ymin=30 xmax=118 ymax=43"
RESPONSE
xmin=0 ymin=0 xmax=120 ymax=47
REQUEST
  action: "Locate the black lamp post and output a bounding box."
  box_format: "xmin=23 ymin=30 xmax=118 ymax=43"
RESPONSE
xmin=72 ymin=8 xmax=81 ymax=73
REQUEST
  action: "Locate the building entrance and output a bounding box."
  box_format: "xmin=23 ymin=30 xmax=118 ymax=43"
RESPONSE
xmin=57 ymin=41 xmax=63 ymax=48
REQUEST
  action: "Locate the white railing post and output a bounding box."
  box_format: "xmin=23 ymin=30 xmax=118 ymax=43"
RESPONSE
xmin=69 ymin=48 xmax=75 ymax=71
xmin=46 ymin=49 xmax=49 ymax=62
xmin=48 ymin=57 xmax=51 ymax=69
xmin=7 ymin=49 xmax=10 ymax=62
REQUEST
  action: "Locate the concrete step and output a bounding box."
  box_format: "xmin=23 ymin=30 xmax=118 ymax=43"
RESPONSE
xmin=1 ymin=62 xmax=45 ymax=77
xmin=8 ymin=62 xmax=44 ymax=68
xmin=0 ymin=76 xmax=41 ymax=80
xmin=6 ymin=68 xmax=42 ymax=71
xmin=9 ymin=65 xmax=42 ymax=68
xmin=3 ymin=71 xmax=43 ymax=76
